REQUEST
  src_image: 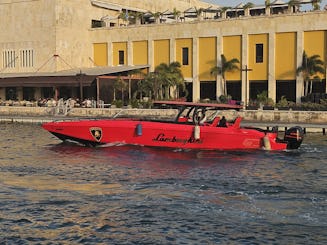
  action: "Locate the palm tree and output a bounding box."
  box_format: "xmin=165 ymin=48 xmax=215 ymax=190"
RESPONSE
xmin=118 ymin=10 xmax=129 ymax=26
xmin=127 ymin=69 xmax=144 ymax=100
xmin=137 ymin=74 xmax=153 ymax=101
xmin=142 ymin=72 xmax=160 ymax=100
xmin=312 ymin=0 xmax=321 ymax=10
xmin=172 ymin=8 xmax=181 ymax=22
xmin=114 ymin=76 xmax=128 ymax=103
xmin=243 ymin=2 xmax=254 ymax=16
xmin=296 ymin=51 xmax=325 ymax=96
xmin=154 ymin=62 xmax=185 ymax=100
xmin=210 ymin=54 xmax=240 ymax=96
xmin=219 ymin=6 xmax=231 ymax=18
xmin=195 ymin=7 xmax=204 ymax=20
xmin=288 ymin=0 xmax=301 ymax=13
xmin=139 ymin=62 xmax=185 ymax=100
xmin=265 ymin=0 xmax=271 ymax=15
xmin=129 ymin=12 xmax=144 ymax=25
xmin=150 ymin=11 xmax=162 ymax=24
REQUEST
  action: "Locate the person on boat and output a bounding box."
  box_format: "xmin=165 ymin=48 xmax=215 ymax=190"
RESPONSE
xmin=218 ymin=116 xmax=227 ymax=127
xmin=193 ymin=108 xmax=207 ymax=125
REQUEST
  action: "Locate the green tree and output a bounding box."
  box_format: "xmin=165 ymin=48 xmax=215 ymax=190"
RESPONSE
xmin=154 ymin=62 xmax=185 ymax=100
xmin=136 ymin=74 xmax=152 ymax=100
xmin=219 ymin=6 xmax=231 ymax=18
xmin=142 ymin=72 xmax=160 ymax=100
xmin=127 ymin=69 xmax=144 ymax=100
xmin=118 ymin=11 xmax=129 ymax=26
xmin=210 ymin=54 xmax=240 ymax=96
xmin=150 ymin=11 xmax=162 ymax=23
xmin=243 ymin=2 xmax=254 ymax=16
xmin=243 ymin=2 xmax=254 ymax=9
xmin=114 ymin=76 xmax=128 ymax=103
xmin=129 ymin=12 xmax=144 ymax=25
xmin=139 ymin=62 xmax=185 ymax=100
xmin=172 ymin=8 xmax=181 ymax=22
xmin=312 ymin=0 xmax=321 ymax=10
xmin=288 ymin=0 xmax=301 ymax=13
xmin=296 ymin=51 xmax=325 ymax=96
xmin=195 ymin=7 xmax=204 ymax=20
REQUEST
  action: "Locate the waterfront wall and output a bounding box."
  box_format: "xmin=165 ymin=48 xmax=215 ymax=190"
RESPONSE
xmin=0 ymin=106 xmax=327 ymax=124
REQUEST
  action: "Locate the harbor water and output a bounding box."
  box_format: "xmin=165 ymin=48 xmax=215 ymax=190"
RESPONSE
xmin=0 ymin=123 xmax=326 ymax=244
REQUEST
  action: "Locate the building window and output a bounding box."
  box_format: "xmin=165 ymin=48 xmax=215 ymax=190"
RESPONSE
xmin=182 ymin=47 xmax=189 ymax=65
xmin=92 ymin=19 xmax=104 ymax=28
xmin=2 ymin=50 xmax=17 ymax=68
xmin=6 ymin=87 xmax=17 ymax=100
xmin=119 ymin=50 xmax=124 ymax=65
xmin=256 ymin=44 xmax=263 ymax=63
xmin=20 ymin=49 xmax=34 ymax=68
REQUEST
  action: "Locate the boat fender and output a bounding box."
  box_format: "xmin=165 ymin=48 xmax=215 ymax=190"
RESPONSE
xmin=194 ymin=125 xmax=200 ymax=140
xmin=136 ymin=123 xmax=142 ymax=136
xmin=263 ymin=135 xmax=271 ymax=150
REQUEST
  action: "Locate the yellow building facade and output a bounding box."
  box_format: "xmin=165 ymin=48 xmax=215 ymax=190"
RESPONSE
xmin=92 ymin=12 xmax=327 ymax=103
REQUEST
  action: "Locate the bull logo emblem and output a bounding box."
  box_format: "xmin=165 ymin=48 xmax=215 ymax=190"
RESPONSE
xmin=90 ymin=127 xmax=102 ymax=142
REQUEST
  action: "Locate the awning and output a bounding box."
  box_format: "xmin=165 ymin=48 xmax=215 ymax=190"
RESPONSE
xmin=0 ymin=65 xmax=149 ymax=87
xmin=90 ymin=0 xmax=148 ymax=13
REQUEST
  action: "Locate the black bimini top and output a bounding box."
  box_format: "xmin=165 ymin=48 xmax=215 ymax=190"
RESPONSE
xmin=153 ymin=100 xmax=243 ymax=111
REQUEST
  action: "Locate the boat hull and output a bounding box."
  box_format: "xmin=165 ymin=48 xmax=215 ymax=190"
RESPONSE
xmin=42 ymin=119 xmax=290 ymax=150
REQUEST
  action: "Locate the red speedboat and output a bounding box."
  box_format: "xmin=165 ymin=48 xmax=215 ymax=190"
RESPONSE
xmin=42 ymin=101 xmax=304 ymax=151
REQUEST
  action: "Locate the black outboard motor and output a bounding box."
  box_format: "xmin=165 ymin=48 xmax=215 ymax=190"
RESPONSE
xmin=284 ymin=126 xmax=304 ymax=149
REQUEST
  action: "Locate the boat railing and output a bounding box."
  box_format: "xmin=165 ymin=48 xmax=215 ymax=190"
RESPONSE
xmin=55 ymin=98 xmax=65 ymax=115
xmin=55 ymin=98 xmax=74 ymax=116
xmin=112 ymin=109 xmax=125 ymax=118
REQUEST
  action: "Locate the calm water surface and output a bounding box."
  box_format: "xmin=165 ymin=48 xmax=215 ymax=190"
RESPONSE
xmin=0 ymin=123 xmax=326 ymax=244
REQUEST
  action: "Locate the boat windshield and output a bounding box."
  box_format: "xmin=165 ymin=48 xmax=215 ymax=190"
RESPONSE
xmin=153 ymin=101 xmax=242 ymax=125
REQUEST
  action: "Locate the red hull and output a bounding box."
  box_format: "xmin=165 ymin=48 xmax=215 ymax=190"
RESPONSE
xmin=42 ymin=118 xmax=290 ymax=150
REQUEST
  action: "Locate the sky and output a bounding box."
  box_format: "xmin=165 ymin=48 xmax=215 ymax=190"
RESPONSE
xmin=203 ymin=0 xmax=327 ymax=10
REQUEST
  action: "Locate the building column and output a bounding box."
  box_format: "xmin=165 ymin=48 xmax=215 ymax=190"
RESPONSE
xmin=148 ymin=39 xmax=154 ymax=72
xmin=192 ymin=37 xmax=200 ymax=102
xmin=127 ymin=41 xmax=133 ymax=65
xmin=296 ymin=31 xmax=304 ymax=103
xmin=170 ymin=38 xmax=175 ymax=62
xmin=108 ymin=42 xmax=113 ymax=66
xmin=0 ymin=88 xmax=5 ymax=100
xmin=325 ymin=49 xmax=327 ymax=94
xmin=268 ymin=32 xmax=276 ymax=102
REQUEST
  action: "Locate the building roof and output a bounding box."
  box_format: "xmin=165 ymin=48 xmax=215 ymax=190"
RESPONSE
xmin=0 ymin=65 xmax=149 ymax=87
xmin=90 ymin=0 xmax=148 ymax=13
xmin=271 ymin=0 xmax=287 ymax=5
xmin=0 ymin=65 xmax=149 ymax=79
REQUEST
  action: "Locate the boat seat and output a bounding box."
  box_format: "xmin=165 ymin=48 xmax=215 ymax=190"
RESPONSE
xmin=178 ymin=116 xmax=189 ymax=122
xmin=210 ymin=117 xmax=220 ymax=127
xmin=232 ymin=117 xmax=242 ymax=128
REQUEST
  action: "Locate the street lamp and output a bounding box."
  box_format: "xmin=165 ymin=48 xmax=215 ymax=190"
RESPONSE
xmin=76 ymin=70 xmax=86 ymax=101
xmin=241 ymin=65 xmax=252 ymax=106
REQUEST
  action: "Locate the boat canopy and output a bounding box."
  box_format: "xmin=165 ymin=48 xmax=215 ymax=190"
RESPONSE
xmin=153 ymin=100 xmax=243 ymax=110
